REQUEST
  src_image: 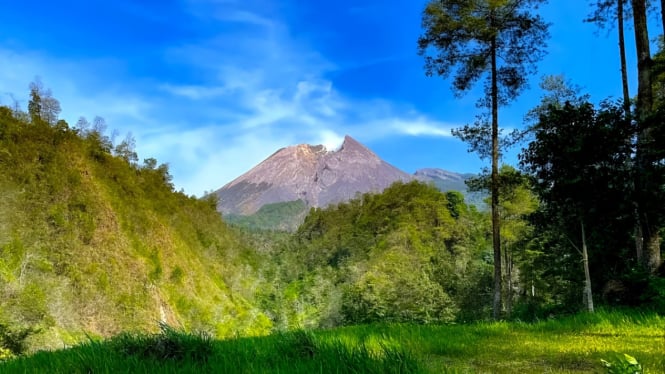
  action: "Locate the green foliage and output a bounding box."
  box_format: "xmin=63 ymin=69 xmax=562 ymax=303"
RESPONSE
xmin=255 ymin=181 xmax=492 ymax=327
xmin=601 ymin=354 xmax=643 ymax=374
xmin=343 ymin=245 xmax=458 ymax=324
xmin=520 ymin=100 xmax=640 ymax=312
xmin=0 ymin=323 xmax=39 ymax=356
xmin=641 ymin=276 xmax=665 ymax=313
xmin=0 ymin=92 xmax=272 ymax=352
xmin=418 ymin=0 xmax=549 ymax=101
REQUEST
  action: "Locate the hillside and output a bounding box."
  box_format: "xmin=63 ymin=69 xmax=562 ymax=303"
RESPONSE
xmin=0 ymin=107 xmax=271 ymax=352
xmin=248 ymin=181 xmax=494 ymax=329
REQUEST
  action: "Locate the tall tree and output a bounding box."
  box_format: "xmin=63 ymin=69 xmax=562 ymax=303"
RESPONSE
xmin=524 ymin=74 xmax=589 ymax=126
xmin=465 ymin=166 xmax=539 ymax=317
xmin=418 ymin=0 xmax=549 ymax=319
xmin=27 ymin=82 xmax=42 ymax=124
xmin=632 ymin=0 xmax=653 ymax=117
xmin=631 ymin=0 xmax=662 ymax=273
xmin=585 ymin=1 xmax=648 ymax=263
xmin=586 ymin=0 xmax=632 ymax=118
xmin=27 ymin=79 xmax=61 ymax=126
xmin=660 ymin=0 xmax=665 ymax=36
xmin=521 ymin=101 xmax=634 ymax=312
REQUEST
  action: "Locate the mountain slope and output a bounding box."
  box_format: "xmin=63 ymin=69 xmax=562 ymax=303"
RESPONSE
xmin=415 ymin=168 xmax=486 ymax=208
xmin=0 ymin=107 xmax=271 ymax=352
xmin=216 ymin=135 xmax=414 ymax=216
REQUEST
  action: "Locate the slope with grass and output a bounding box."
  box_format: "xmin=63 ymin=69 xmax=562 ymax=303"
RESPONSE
xmin=1 ymin=310 xmax=662 ymax=373
xmin=0 ymin=107 xmax=271 ymax=353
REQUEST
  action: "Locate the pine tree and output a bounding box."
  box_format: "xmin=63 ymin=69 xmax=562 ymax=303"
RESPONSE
xmin=418 ymin=0 xmax=549 ymax=319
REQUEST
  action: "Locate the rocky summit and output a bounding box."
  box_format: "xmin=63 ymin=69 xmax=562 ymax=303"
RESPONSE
xmin=215 ymin=135 xmax=414 ymax=215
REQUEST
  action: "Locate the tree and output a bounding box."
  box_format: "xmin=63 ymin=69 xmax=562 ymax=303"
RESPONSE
xmin=520 ymin=101 xmax=634 ymax=312
xmin=27 ymin=83 xmax=42 ymax=124
xmin=27 ymin=79 xmax=61 ymax=125
xmin=466 ymin=165 xmax=538 ymax=317
xmin=660 ymin=0 xmax=665 ymax=36
xmin=114 ymin=132 xmax=139 ymax=164
xmin=585 ymin=0 xmax=632 ymax=117
xmin=586 ymin=1 xmax=648 ymax=263
xmin=631 ymin=0 xmax=662 ymax=273
xmin=524 ymin=74 xmax=589 ymax=126
xmin=75 ymin=116 xmax=90 ymax=135
xmin=418 ymin=0 xmax=549 ymax=319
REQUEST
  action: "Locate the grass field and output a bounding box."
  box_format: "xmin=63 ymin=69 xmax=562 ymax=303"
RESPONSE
xmin=1 ymin=310 xmax=663 ymax=373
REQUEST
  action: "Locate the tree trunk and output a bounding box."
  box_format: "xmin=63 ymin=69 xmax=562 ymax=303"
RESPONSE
xmin=635 ymin=213 xmax=644 ymax=263
xmin=504 ymin=247 xmax=513 ymax=318
xmin=581 ymin=220 xmax=594 ymax=313
xmin=643 ymin=224 xmax=663 ymax=271
xmin=491 ymin=35 xmax=502 ymax=320
xmin=661 ymin=0 xmax=665 ymax=37
xmin=631 ymin=0 xmax=652 ymax=118
xmin=618 ymin=0 xmax=631 ymax=118
xmin=618 ymin=0 xmax=646 ymax=264
xmin=631 ymin=0 xmax=662 ymax=273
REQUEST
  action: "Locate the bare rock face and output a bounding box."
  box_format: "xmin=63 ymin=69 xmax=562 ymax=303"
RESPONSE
xmin=216 ymin=135 xmax=414 ymax=215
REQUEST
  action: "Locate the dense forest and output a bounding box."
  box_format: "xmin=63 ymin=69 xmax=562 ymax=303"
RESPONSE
xmin=0 ymin=0 xmax=664 ymax=362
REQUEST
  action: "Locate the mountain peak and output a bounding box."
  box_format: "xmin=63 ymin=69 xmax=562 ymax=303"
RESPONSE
xmin=216 ymin=136 xmax=413 ymax=215
xmin=339 ymin=135 xmax=367 ymax=151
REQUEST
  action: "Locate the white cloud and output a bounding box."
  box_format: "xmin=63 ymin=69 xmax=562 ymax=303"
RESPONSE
xmin=391 ymin=118 xmax=453 ymax=137
xmin=316 ymin=130 xmax=345 ymax=151
xmin=0 ymin=1 xmax=468 ymax=197
xmin=159 ymin=84 xmax=231 ymax=100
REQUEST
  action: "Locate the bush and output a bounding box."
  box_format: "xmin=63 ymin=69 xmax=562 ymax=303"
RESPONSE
xmin=642 ymin=277 xmax=665 ymax=313
xmin=0 ymin=323 xmax=40 ymax=356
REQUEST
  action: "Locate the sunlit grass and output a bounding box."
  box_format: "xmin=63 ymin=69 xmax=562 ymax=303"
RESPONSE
xmin=1 ymin=310 xmax=663 ymax=373
xmin=321 ymin=310 xmax=664 ymax=373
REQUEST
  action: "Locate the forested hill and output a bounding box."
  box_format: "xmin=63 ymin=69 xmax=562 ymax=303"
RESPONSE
xmin=0 ymin=105 xmax=271 ymax=351
xmin=246 ymin=181 xmax=495 ymax=328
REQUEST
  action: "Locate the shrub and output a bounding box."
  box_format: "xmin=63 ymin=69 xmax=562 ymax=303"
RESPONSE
xmin=0 ymin=323 xmax=40 ymax=356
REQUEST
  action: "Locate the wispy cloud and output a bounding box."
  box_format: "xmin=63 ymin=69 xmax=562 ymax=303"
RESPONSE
xmin=391 ymin=118 xmax=453 ymax=137
xmin=0 ymin=0 xmax=466 ymax=197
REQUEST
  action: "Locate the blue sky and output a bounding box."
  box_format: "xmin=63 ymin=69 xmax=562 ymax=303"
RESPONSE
xmin=0 ymin=0 xmax=659 ymax=196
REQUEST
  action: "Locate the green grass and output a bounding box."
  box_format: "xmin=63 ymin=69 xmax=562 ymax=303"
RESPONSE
xmin=0 ymin=324 xmax=418 ymax=373
xmin=331 ymin=310 xmax=665 ymax=373
xmin=1 ymin=310 xmax=663 ymax=373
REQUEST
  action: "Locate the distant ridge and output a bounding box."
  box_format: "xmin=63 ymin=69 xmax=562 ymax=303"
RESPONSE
xmin=215 ymin=135 xmax=414 ymax=215
xmin=415 ymin=168 xmax=486 ymax=208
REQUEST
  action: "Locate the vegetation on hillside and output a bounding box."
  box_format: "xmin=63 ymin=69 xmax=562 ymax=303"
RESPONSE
xmin=0 ymin=92 xmax=271 ymax=354
xmin=248 ymin=181 xmax=493 ymax=328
